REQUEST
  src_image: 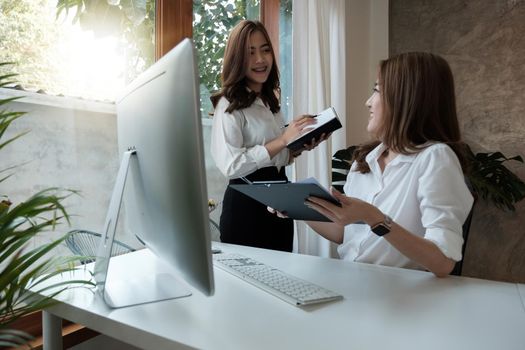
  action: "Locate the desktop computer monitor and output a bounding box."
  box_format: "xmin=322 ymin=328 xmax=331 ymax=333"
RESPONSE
xmin=94 ymin=38 xmax=214 ymax=308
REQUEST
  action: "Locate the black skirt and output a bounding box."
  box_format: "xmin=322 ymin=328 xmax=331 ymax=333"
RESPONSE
xmin=219 ymin=166 xmax=294 ymax=252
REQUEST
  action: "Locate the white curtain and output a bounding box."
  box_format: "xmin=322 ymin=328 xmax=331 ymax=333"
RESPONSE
xmin=291 ymin=0 xmax=347 ymax=258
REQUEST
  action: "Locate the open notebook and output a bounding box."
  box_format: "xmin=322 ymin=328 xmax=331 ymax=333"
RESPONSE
xmin=286 ymin=107 xmax=342 ymax=152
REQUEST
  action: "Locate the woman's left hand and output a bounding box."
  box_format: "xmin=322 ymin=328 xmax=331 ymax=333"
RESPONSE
xmin=291 ymin=132 xmax=332 ymax=158
xmin=305 ymin=187 xmax=380 ymax=226
xmin=303 ymin=132 xmax=331 ymax=151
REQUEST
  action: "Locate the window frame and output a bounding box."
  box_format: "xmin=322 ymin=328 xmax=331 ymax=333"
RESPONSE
xmin=155 ymin=0 xmax=281 ymax=60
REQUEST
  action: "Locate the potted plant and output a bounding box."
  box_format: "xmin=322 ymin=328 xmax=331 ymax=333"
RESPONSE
xmin=0 ymin=62 xmax=92 ymax=348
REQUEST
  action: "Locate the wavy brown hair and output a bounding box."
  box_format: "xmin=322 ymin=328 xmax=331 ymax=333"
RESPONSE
xmin=353 ymin=52 xmax=468 ymax=174
xmin=210 ymin=20 xmax=280 ymax=114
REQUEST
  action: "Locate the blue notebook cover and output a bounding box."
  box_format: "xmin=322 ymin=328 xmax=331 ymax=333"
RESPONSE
xmin=230 ymin=178 xmax=341 ymax=222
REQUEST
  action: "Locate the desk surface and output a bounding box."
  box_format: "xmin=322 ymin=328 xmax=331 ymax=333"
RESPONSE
xmin=44 ymin=243 xmax=525 ymax=350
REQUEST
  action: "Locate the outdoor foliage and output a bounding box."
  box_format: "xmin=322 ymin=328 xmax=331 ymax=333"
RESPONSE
xmin=0 ymin=0 xmax=62 ymax=93
xmin=1 ymin=0 xmax=291 ymax=107
xmin=194 ymin=0 xmax=260 ymax=115
xmin=0 ymin=63 xmax=93 ymax=348
xmin=53 ymin=0 xmax=260 ymax=110
xmin=55 ymin=0 xmax=155 ymax=84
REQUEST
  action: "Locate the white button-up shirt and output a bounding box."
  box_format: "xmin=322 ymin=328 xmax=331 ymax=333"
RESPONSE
xmin=211 ymin=96 xmax=290 ymax=179
xmin=339 ymin=143 xmax=474 ymax=270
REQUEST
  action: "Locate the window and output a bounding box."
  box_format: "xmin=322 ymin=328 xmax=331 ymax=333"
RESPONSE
xmin=0 ymin=0 xmax=155 ymax=102
xmin=1 ymin=0 xmax=289 ymax=107
xmin=157 ymin=0 xmax=291 ymax=119
xmin=193 ymin=0 xmax=261 ymax=117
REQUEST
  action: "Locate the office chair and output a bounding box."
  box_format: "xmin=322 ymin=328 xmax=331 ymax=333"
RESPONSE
xmin=65 ymin=229 xmax=135 ymax=264
xmin=449 ymin=205 xmax=475 ymax=276
xmin=450 ymin=178 xmax=477 ymax=276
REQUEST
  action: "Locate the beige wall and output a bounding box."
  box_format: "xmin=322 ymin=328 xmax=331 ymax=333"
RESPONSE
xmin=390 ymin=0 xmax=525 ymax=282
xmin=345 ymin=0 xmax=389 ymax=147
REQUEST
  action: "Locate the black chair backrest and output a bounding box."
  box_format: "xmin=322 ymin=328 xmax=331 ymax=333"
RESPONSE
xmin=450 ymin=205 xmax=475 ymax=276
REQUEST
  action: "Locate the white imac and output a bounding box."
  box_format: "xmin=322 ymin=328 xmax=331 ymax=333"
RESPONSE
xmin=94 ymin=38 xmax=214 ymax=308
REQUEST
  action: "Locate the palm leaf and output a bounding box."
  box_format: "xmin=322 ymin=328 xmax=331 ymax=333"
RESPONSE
xmin=0 ymin=62 xmax=94 ymax=347
xmin=0 ymin=328 xmax=33 ymax=348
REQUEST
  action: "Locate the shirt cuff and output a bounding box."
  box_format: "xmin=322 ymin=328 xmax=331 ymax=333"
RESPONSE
xmin=249 ymin=144 xmax=272 ymax=168
xmin=425 ymin=227 xmax=464 ymax=261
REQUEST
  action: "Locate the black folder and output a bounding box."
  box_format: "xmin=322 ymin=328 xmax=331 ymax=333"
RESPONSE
xmin=230 ymin=181 xmax=341 ymax=222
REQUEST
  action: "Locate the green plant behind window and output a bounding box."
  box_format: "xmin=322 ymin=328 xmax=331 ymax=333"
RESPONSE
xmin=193 ymin=0 xmax=261 ymax=116
xmin=0 ymin=62 xmax=93 ymax=348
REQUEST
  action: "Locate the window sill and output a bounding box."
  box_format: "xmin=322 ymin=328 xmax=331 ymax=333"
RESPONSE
xmin=0 ymin=88 xmax=115 ymax=115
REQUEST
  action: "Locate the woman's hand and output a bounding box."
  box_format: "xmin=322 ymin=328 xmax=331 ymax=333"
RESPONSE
xmin=305 ymin=187 xmax=383 ymax=227
xmin=290 ymin=133 xmax=327 ymax=158
xmin=267 ymin=206 xmax=288 ymax=218
xmin=301 ymin=132 xmax=332 ymax=152
xmin=280 ymin=115 xmax=316 ymax=146
xmin=289 ymin=131 xmax=332 ymax=158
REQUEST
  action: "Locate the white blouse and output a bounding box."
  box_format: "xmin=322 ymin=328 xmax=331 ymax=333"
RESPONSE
xmin=211 ymin=96 xmax=290 ymax=179
xmin=339 ymin=143 xmax=474 ymax=270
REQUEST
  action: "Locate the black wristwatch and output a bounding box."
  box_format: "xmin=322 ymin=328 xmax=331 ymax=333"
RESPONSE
xmin=371 ymin=214 xmax=393 ymax=236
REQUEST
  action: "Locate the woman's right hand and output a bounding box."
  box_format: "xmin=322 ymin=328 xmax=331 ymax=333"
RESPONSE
xmin=280 ymin=115 xmax=316 ymax=146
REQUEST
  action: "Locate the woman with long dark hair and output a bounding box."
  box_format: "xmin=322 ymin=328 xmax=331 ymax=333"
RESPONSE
xmin=303 ymin=52 xmax=473 ymax=276
xmin=211 ymin=20 xmax=323 ymax=252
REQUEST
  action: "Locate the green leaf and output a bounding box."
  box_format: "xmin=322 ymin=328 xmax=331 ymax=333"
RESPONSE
xmin=0 ymin=74 xmax=92 ymax=337
xmin=465 ymin=149 xmax=525 ymax=211
xmin=0 ymin=328 xmax=33 ymax=347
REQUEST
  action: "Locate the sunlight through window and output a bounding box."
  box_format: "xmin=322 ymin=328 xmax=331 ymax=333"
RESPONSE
xmin=0 ymin=0 xmax=154 ymax=102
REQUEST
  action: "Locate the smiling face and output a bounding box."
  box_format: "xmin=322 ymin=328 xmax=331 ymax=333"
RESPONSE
xmin=244 ymin=30 xmax=273 ymax=92
xmin=365 ymin=81 xmax=384 ymax=137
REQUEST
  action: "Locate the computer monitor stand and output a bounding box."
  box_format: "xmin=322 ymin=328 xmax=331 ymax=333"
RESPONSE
xmin=93 ymin=149 xmax=191 ymax=308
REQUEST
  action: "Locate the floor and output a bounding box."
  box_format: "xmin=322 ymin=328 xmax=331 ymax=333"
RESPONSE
xmin=69 ymin=335 xmax=142 ymax=350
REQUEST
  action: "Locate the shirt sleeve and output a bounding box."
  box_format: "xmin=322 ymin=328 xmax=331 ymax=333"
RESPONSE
xmin=210 ymin=101 xmax=273 ymax=179
xmin=417 ymin=144 xmax=474 ymax=261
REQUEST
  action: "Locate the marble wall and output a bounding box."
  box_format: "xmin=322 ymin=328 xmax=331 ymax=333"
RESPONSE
xmin=390 ymin=0 xmax=525 ymax=282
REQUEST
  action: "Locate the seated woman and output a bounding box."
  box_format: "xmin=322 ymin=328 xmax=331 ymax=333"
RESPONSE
xmin=298 ymin=52 xmax=474 ymax=277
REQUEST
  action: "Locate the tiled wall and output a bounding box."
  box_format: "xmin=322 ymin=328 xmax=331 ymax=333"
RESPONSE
xmin=390 ymin=0 xmax=525 ymax=282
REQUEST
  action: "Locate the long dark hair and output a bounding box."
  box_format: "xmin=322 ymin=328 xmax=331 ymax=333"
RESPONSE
xmin=210 ymin=20 xmax=280 ymax=114
xmin=353 ymin=52 xmax=468 ymax=173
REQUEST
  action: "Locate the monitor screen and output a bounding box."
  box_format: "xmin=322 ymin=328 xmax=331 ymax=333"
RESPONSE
xmin=94 ymin=38 xmax=214 ymax=308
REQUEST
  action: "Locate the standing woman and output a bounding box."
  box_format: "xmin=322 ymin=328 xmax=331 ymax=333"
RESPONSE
xmin=303 ymin=52 xmax=474 ymax=277
xmin=211 ymin=20 xmax=318 ymax=252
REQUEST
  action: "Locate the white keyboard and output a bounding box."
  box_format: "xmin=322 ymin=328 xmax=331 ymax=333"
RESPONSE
xmin=213 ymin=252 xmax=343 ymax=306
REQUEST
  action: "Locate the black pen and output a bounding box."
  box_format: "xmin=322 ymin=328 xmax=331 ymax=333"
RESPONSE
xmin=281 ymin=114 xmax=318 ymax=129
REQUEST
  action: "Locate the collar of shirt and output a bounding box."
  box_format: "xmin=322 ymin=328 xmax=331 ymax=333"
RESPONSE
xmin=244 ymin=86 xmax=268 ymax=109
xmin=252 ymin=97 xmax=267 ymax=108
xmin=365 ymin=143 xmax=417 ymax=176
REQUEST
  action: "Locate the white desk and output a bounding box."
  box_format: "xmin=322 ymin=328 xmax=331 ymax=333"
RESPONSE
xmin=41 ymin=243 xmax=525 ymax=350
